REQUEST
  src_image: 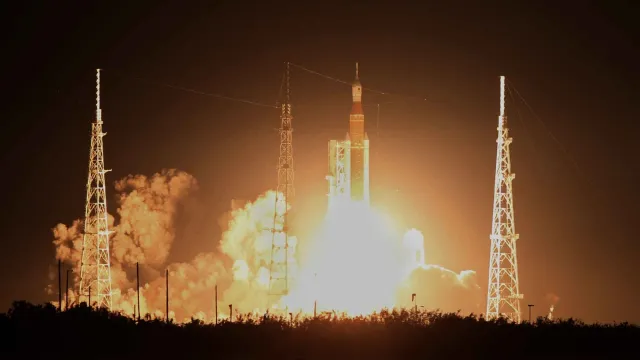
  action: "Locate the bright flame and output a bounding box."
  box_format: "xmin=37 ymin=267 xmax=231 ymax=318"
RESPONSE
xmin=283 ymin=198 xmax=419 ymax=316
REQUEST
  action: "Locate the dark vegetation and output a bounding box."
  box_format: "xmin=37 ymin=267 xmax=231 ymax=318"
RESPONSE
xmin=1 ymin=301 xmax=637 ymax=359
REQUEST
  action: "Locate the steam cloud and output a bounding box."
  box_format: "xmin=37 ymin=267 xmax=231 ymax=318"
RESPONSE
xmin=49 ymin=169 xmax=481 ymax=321
xmin=398 ymin=265 xmax=483 ymax=314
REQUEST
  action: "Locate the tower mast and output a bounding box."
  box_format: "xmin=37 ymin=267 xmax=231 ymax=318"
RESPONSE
xmin=486 ymin=76 xmax=523 ymax=323
xmin=79 ymin=69 xmax=114 ymax=309
xmin=269 ymin=62 xmax=294 ymax=297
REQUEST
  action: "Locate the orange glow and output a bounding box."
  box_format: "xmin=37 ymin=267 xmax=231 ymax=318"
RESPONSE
xmin=51 ymin=171 xmax=480 ymax=322
xmin=283 ymin=198 xmax=415 ymax=315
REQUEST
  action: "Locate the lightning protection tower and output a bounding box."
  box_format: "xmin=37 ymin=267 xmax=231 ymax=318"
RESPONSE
xmin=79 ymin=69 xmax=114 ymax=310
xmin=269 ymin=62 xmax=294 ymax=297
xmin=486 ymin=76 xmax=523 ymax=323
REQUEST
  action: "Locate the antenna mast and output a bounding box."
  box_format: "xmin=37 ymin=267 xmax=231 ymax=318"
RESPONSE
xmin=269 ymin=62 xmax=294 ymax=297
xmin=486 ymin=76 xmax=523 ymax=323
xmin=79 ymin=69 xmax=114 ymax=310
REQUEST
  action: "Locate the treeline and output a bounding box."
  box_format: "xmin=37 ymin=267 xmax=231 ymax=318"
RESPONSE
xmin=1 ymin=300 xmax=637 ymax=359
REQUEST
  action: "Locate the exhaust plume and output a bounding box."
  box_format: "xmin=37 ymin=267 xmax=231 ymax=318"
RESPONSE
xmin=50 ymin=169 xmax=480 ymax=321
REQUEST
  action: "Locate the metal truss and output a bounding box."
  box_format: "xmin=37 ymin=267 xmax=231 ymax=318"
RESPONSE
xmin=269 ymin=63 xmax=295 ymax=297
xmin=486 ymin=76 xmax=523 ymax=323
xmin=79 ymin=69 xmax=114 ymax=310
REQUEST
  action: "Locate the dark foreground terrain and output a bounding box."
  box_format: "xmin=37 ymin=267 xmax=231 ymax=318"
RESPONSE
xmin=0 ymin=301 xmax=637 ymax=359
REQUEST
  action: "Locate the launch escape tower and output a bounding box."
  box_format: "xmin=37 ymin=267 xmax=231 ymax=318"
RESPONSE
xmin=269 ymin=62 xmax=295 ymax=297
xmin=327 ymin=63 xmax=370 ymax=205
xmin=79 ymin=69 xmax=114 ymax=309
xmin=486 ymin=76 xmax=523 ymax=323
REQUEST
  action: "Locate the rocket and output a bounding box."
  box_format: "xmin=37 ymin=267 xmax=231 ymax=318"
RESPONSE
xmin=349 ymin=63 xmax=370 ymax=203
xmin=327 ymin=63 xmax=370 ymax=205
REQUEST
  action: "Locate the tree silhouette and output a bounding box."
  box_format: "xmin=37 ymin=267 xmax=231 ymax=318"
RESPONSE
xmin=0 ymin=300 xmax=636 ymax=359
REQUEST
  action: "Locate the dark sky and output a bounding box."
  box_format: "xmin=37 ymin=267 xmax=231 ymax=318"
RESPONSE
xmin=2 ymin=0 xmax=639 ymax=323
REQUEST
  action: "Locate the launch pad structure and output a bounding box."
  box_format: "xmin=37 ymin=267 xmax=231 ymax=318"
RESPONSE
xmin=268 ymin=62 xmax=295 ymax=298
xmin=64 ymin=65 xmax=527 ymax=322
xmin=78 ymin=69 xmax=114 ymax=310
xmin=486 ymin=76 xmax=523 ymax=323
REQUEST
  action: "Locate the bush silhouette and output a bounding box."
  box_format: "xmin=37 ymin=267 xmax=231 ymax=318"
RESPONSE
xmin=0 ymin=300 xmax=637 ymax=359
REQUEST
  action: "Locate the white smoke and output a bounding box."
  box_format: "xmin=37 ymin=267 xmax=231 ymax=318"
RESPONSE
xmin=49 ymin=169 xmax=481 ymax=321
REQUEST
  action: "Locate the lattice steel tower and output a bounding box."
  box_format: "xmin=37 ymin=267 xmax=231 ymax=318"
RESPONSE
xmin=486 ymin=76 xmax=523 ymax=323
xmin=79 ymin=69 xmax=114 ymax=309
xmin=269 ymin=62 xmax=294 ymax=296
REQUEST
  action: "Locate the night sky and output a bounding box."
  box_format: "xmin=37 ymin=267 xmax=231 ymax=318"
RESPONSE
xmin=2 ymin=1 xmax=638 ymax=323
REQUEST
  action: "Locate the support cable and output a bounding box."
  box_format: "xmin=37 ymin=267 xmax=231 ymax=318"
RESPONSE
xmin=506 ymin=79 xmax=594 ymax=191
xmin=289 ymin=62 xmax=445 ymax=103
xmin=106 ymin=69 xmax=278 ymax=109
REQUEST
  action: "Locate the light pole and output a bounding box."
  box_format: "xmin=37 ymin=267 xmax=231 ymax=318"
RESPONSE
xmin=314 ymin=273 xmax=318 ymax=318
xmin=58 ymin=260 xmax=62 ymax=312
xmin=136 ymin=262 xmax=140 ymax=322
xmin=528 ymin=304 xmax=534 ymax=323
xmin=165 ymin=269 xmax=169 ymax=322
xmin=411 ymin=293 xmax=417 ymax=313
xmin=65 ymin=269 xmax=73 ymax=310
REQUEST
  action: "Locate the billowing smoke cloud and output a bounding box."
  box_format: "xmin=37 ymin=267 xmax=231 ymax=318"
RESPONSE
xmin=393 ymin=228 xmax=482 ymax=314
xmin=49 ymin=169 xmax=200 ymax=317
xmin=49 ymin=169 xmax=480 ymax=321
xmin=52 ymin=220 xmax=84 ymax=265
xmin=52 ymin=169 xmax=197 ymax=267
xmin=49 ymin=175 xmax=283 ymax=322
xmin=110 ymin=169 xmax=198 ymax=266
xmin=397 ymin=265 xmax=483 ymax=314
